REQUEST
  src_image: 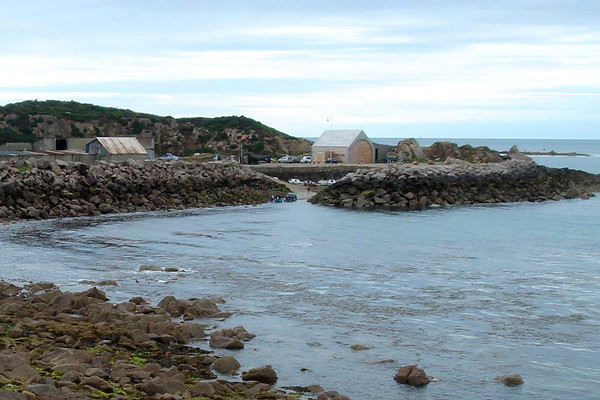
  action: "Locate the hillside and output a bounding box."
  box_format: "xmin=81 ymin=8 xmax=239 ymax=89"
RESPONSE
xmin=0 ymin=100 xmax=312 ymax=157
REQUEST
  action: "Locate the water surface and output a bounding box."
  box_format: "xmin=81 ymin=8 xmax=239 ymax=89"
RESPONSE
xmin=2 ymin=196 xmax=599 ymax=399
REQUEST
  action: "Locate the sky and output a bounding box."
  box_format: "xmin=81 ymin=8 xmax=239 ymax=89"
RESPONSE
xmin=1 ymin=1 xmax=599 ymax=139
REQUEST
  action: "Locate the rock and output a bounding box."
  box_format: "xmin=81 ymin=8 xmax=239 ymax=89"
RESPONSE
xmin=425 ymin=142 xmax=503 ymax=163
xmin=96 ymin=280 xmax=118 ymax=286
xmin=394 ymin=365 xmax=431 ymax=387
xmin=129 ymin=329 xmax=151 ymax=345
xmin=190 ymin=381 xmax=216 ymax=397
xmin=98 ymin=203 xmax=113 ymax=213
xmin=5 ymin=364 xmax=40 ymax=381
xmin=81 ymin=286 xmax=107 ymax=301
xmin=366 ymin=359 xmax=395 ymax=365
xmin=241 ymin=365 xmax=278 ymax=385
xmin=507 ymin=146 xmax=534 ymax=162
xmin=212 ymin=356 xmax=240 ymax=373
xmin=307 ymin=384 xmax=324 ymax=392
xmin=141 ymin=377 xmax=168 ymax=396
xmin=389 ymin=138 xmax=426 ymax=162
xmin=60 ymin=371 xmax=81 ymax=383
xmin=7 ymin=324 xmax=25 ymax=338
xmin=0 ymin=389 xmax=27 ymax=399
xmin=190 ymin=380 xmax=233 ymax=397
xmin=129 ymin=296 xmax=147 ymax=305
xmin=139 ymin=264 xmax=163 ymax=272
xmin=211 ymin=336 xmax=244 ymax=349
xmin=317 ymin=391 xmax=351 ymax=400
xmin=494 ymin=373 xmax=524 ymax=386
xmin=408 ymin=366 xmax=431 ymax=387
xmin=444 ymin=157 xmax=470 ymax=166
xmin=243 ymin=382 xmax=271 ymax=396
xmin=209 ymin=327 xmax=253 ymax=349
xmin=393 ymin=364 xmax=414 ymax=384
xmin=26 ymin=208 xmax=42 ymax=219
xmin=81 ymin=376 xmax=113 ymax=392
xmin=36 ymin=159 xmax=52 ymax=170
xmin=23 ymin=384 xmax=60 ymax=398
xmin=42 ymin=348 xmax=93 ymax=366
xmin=350 ymin=344 xmax=371 ymax=351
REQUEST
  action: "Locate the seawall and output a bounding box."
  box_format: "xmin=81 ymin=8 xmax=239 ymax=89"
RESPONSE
xmin=309 ymin=160 xmax=600 ymax=210
xmin=0 ymin=159 xmax=287 ymax=223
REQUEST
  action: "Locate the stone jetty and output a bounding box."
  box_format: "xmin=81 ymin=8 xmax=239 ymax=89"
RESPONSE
xmin=0 ymin=159 xmax=287 ymax=223
xmin=309 ymin=159 xmax=600 ymax=210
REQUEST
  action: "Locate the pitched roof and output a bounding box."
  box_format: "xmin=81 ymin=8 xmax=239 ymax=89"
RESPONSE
xmin=312 ymin=130 xmax=367 ymax=148
xmin=94 ymin=137 xmax=147 ymax=155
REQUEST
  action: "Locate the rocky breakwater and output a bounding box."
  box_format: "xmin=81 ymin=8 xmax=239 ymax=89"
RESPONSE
xmin=0 ymin=159 xmax=287 ymax=223
xmin=309 ymin=160 xmax=600 ymax=210
xmin=0 ymin=280 xmax=329 ymax=399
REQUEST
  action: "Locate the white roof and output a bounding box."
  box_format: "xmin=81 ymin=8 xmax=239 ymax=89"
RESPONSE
xmin=93 ymin=137 xmax=147 ymax=155
xmin=312 ymin=130 xmax=368 ymax=148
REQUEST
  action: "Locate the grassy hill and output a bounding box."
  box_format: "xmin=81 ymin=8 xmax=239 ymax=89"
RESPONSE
xmin=0 ymin=100 xmax=311 ymax=157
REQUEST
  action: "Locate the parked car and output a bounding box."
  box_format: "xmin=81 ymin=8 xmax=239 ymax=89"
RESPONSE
xmin=325 ymin=157 xmax=340 ymax=164
xmin=317 ymin=179 xmax=336 ymax=186
xmin=258 ymin=155 xmax=271 ymax=163
xmin=277 ymin=155 xmax=299 ymax=163
xmin=160 ymin=153 xmax=179 ymax=161
xmin=300 ymin=155 xmax=312 ymax=163
xmin=285 ymin=192 xmax=298 ymax=202
xmin=288 ymin=178 xmax=302 ymax=184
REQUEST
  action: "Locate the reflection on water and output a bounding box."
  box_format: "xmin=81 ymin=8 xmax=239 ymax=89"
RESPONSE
xmin=1 ymin=198 xmax=600 ymax=399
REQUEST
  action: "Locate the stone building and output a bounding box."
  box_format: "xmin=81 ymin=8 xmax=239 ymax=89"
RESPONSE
xmin=312 ymin=130 xmax=374 ymax=163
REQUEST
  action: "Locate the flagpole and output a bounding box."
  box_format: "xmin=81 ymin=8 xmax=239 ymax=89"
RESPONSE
xmin=329 ymin=114 xmax=333 ymax=159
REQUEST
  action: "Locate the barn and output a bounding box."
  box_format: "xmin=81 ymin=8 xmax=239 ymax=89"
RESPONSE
xmin=311 ymin=130 xmax=374 ymax=163
xmin=85 ymin=137 xmax=148 ymax=162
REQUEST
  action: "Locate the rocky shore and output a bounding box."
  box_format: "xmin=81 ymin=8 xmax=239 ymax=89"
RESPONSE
xmin=309 ymin=159 xmax=600 ymax=210
xmin=0 ymin=159 xmax=287 ymax=223
xmin=0 ymin=281 xmax=348 ymax=400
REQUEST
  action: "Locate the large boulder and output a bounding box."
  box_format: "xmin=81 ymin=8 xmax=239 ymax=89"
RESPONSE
xmin=389 ymin=138 xmax=426 ymax=162
xmin=394 ymin=365 xmax=431 ymax=387
xmin=212 ymin=356 xmax=241 ymax=373
xmin=241 ymin=366 xmax=278 ymax=385
xmin=507 ymin=145 xmax=534 ymax=162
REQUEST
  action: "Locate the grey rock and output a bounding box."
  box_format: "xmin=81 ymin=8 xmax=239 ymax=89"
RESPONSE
xmin=241 ymin=365 xmax=278 ymax=384
xmin=494 ymin=373 xmax=524 ymax=386
xmin=212 ymin=355 xmax=241 ymax=373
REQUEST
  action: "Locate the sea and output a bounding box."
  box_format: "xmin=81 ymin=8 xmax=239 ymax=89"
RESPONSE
xmin=1 ymin=138 xmax=599 ymax=399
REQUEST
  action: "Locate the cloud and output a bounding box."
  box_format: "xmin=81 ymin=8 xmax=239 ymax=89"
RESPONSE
xmin=1 ymin=2 xmax=599 ymax=138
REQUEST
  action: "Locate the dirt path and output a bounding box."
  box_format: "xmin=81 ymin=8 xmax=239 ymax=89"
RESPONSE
xmin=277 ymin=180 xmax=316 ymax=200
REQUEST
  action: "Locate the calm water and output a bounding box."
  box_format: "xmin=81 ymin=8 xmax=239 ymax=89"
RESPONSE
xmin=1 ymin=140 xmax=599 ymax=399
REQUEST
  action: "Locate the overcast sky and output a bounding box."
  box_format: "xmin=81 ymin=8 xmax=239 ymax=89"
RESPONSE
xmin=1 ymin=1 xmax=599 ymax=139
